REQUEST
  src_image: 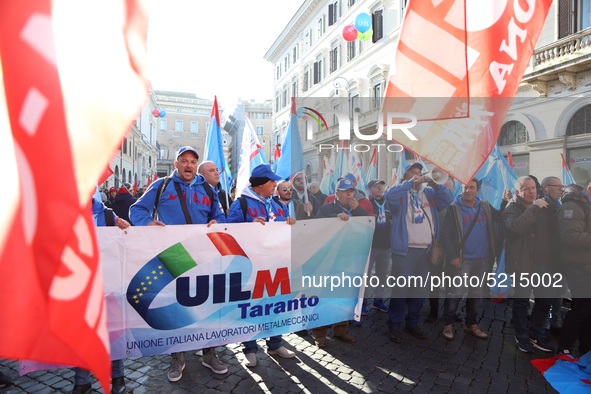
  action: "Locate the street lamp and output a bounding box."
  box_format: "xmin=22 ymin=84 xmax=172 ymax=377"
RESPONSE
xmin=333 ymin=76 xmax=354 ymax=138
xmin=333 ymin=77 xmax=351 ymax=111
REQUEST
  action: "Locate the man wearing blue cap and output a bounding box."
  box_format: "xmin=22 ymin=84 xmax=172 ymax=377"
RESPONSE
xmin=385 ymin=162 xmax=453 ymax=343
xmin=310 ymin=178 xmax=369 ymax=347
xmin=323 ymin=173 xmax=373 ymax=215
xmin=130 ymin=146 xmax=228 ymax=381
xmin=227 ymin=163 xmax=296 ymax=367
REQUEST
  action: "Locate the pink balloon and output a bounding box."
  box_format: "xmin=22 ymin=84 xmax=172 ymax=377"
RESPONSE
xmin=342 ymin=25 xmax=358 ymax=42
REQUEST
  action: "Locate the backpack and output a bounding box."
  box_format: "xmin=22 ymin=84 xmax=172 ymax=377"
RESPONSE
xmin=152 ymin=176 xmax=215 ymax=223
xmin=104 ymin=208 xmax=116 ymax=227
xmin=236 ymin=195 xmax=285 ymax=222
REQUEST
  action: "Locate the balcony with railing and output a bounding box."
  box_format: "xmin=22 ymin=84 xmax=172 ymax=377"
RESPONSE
xmin=524 ymin=28 xmax=591 ymax=80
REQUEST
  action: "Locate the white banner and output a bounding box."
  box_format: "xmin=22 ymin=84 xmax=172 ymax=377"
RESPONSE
xmin=98 ymin=217 xmax=374 ymax=359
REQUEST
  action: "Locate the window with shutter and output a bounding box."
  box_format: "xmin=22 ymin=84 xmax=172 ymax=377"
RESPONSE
xmin=372 ymin=10 xmax=383 ymax=43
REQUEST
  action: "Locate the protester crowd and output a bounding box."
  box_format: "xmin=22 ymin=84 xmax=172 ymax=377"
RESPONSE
xmin=63 ymin=146 xmax=591 ymax=394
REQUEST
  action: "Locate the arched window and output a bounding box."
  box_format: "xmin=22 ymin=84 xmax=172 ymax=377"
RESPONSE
xmin=114 ymin=166 xmax=119 ymax=188
xmin=498 ymin=121 xmax=529 ymax=146
xmin=566 ymin=104 xmax=591 ymax=136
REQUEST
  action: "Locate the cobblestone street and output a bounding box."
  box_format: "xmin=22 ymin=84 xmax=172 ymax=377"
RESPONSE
xmin=0 ymin=298 xmax=557 ymax=393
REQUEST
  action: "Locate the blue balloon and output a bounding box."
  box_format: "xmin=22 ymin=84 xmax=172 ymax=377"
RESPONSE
xmin=355 ymin=13 xmax=372 ymax=33
xmin=159 ymin=110 xmax=166 ymax=118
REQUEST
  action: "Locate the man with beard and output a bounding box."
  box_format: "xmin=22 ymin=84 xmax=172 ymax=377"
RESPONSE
xmin=130 ymin=146 xmax=228 ymax=381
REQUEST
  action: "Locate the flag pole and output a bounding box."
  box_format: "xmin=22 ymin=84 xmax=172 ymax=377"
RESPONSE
xmin=221 ymin=168 xmax=230 ymax=213
xmin=302 ymin=173 xmax=311 ymax=217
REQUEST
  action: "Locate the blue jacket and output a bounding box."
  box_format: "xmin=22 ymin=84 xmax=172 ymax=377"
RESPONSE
xmin=385 ymin=180 xmax=453 ymax=256
xmin=92 ymin=197 xmax=117 ymax=227
xmin=129 ymin=170 xmax=226 ymax=226
xmin=454 ymin=196 xmax=490 ymax=259
xmin=227 ymin=187 xmax=288 ymax=223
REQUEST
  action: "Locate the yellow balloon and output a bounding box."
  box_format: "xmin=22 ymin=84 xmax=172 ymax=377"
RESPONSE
xmin=357 ymin=28 xmax=373 ymax=41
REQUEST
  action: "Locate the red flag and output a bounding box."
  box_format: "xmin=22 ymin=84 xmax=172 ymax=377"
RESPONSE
xmin=147 ymin=174 xmax=152 ymax=186
xmin=0 ymin=1 xmax=148 ymax=392
xmin=273 ymin=144 xmax=281 ymax=161
xmin=507 ymin=151 xmax=514 ymax=170
xmin=153 ymin=173 xmax=158 ymax=182
xmin=384 ymin=0 xmax=552 ymax=184
xmin=99 ymin=164 xmax=114 ymax=185
xmin=132 ymin=181 xmax=138 ymax=196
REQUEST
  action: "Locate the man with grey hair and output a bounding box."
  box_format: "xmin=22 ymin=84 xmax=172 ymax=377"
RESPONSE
xmin=308 ymin=180 xmax=327 ymax=205
xmin=503 ymin=175 xmax=555 ymax=353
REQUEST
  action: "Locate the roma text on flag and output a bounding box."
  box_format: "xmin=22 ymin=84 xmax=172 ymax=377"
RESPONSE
xmin=0 ymin=1 xmax=149 ymax=391
xmin=384 ymin=0 xmax=553 ymax=184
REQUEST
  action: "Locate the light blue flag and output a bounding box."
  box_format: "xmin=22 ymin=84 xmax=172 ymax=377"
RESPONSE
xmin=276 ymin=97 xmax=304 ymax=180
xmin=203 ymin=96 xmax=233 ymax=192
xmin=474 ymin=144 xmax=517 ymax=210
xmin=396 ymin=150 xmax=407 ymax=184
xmin=365 ymin=148 xmax=378 ymax=185
xmin=561 ymin=153 xmax=576 ymax=185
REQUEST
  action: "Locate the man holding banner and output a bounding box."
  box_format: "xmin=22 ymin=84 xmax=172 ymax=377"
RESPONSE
xmin=130 ymin=146 xmax=228 ymax=381
xmin=227 ymin=163 xmax=296 ymax=367
xmin=312 ymin=178 xmax=369 ymax=347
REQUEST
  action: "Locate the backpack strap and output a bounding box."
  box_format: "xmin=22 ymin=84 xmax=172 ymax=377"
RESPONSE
xmin=104 ymin=208 xmax=115 ymax=227
xmin=202 ymin=182 xmax=215 ymax=222
xmin=173 ymin=181 xmax=193 ymax=224
xmin=153 ymin=176 xmax=217 ymax=224
xmin=238 ymin=196 xmax=248 ymax=222
xmin=152 ymin=176 xmax=172 ymax=220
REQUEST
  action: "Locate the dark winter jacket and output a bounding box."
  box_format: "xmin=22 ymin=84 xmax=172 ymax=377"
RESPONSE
xmin=557 ymin=186 xmax=591 ymax=269
xmin=111 ymin=192 xmax=137 ymax=224
xmin=369 ymin=196 xmax=392 ymax=249
xmin=502 ymin=196 xmax=553 ymax=274
xmin=316 ymin=201 xmax=368 ymax=219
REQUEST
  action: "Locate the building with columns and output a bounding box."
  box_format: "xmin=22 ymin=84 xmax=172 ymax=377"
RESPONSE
xmin=154 ymin=91 xmax=215 ymax=178
xmin=265 ymin=0 xmax=591 ymax=186
xmin=104 ymin=89 xmax=160 ymax=190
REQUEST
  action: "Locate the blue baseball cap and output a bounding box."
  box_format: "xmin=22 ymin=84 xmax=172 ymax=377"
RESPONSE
xmin=336 ymin=179 xmax=355 ymax=191
xmin=176 ymin=146 xmax=199 ymax=160
xmin=367 ymin=179 xmax=386 ymax=188
xmin=344 ymin=173 xmax=357 ymax=183
xmin=250 ymin=164 xmax=282 ymax=182
xmin=404 ymin=162 xmax=423 ymax=173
